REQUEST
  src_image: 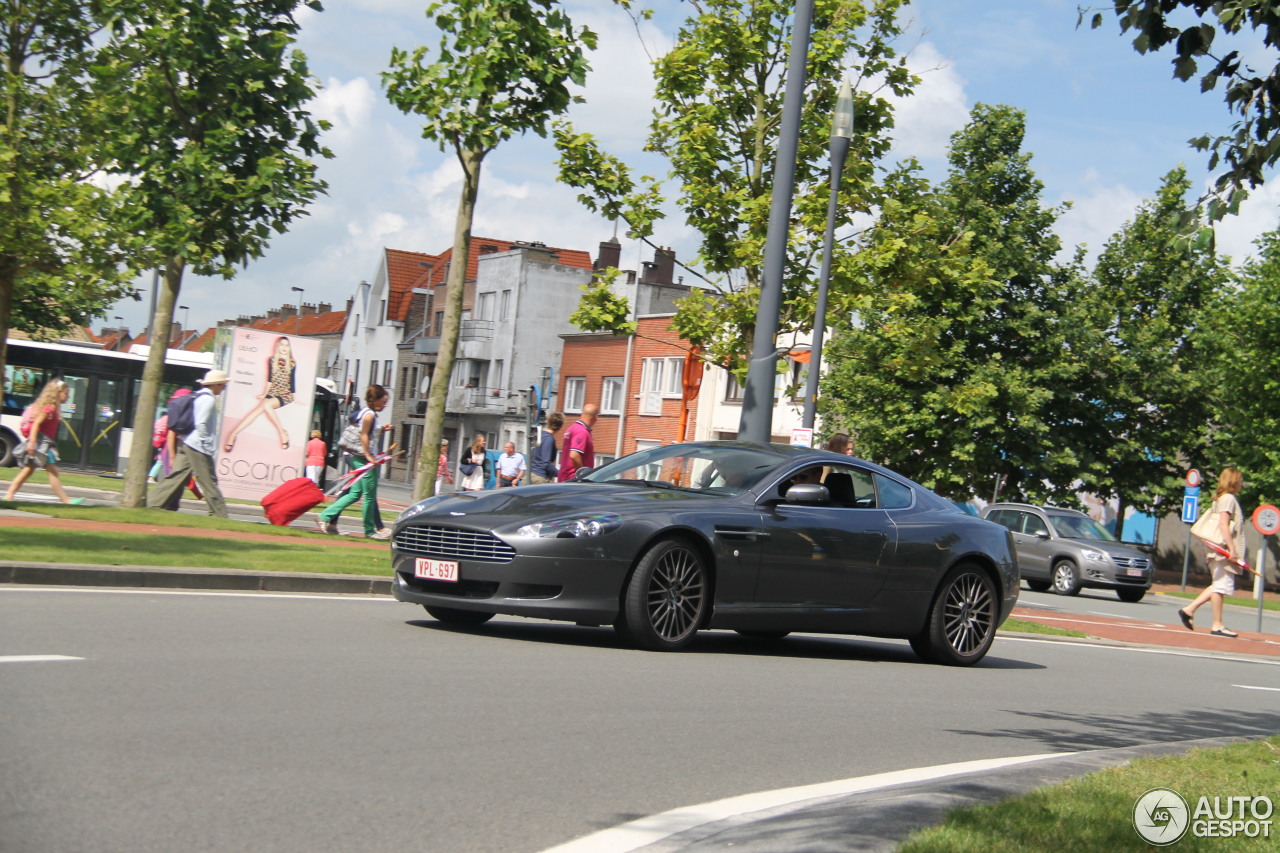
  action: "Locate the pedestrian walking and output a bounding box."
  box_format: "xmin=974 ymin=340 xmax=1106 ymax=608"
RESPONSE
xmin=317 ymin=384 xmax=392 ymax=540
xmin=305 ymin=430 xmax=327 ymax=485
xmin=528 ymin=412 xmax=564 ymax=484
xmin=147 ymin=369 xmax=230 ymax=517
xmin=4 ymin=379 xmax=83 ymax=505
xmin=459 ymin=434 xmax=488 ymax=491
xmin=496 ymin=442 xmax=526 ymax=487
xmin=557 ymin=404 xmax=598 ymax=482
xmin=435 ymin=438 xmax=454 ymax=495
xmin=1178 ymin=466 xmax=1246 ymax=637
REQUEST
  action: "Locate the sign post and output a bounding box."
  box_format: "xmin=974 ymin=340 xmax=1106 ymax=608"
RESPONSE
xmin=1180 ymin=470 xmax=1201 ymax=591
xmin=1252 ymin=504 xmax=1278 ymax=634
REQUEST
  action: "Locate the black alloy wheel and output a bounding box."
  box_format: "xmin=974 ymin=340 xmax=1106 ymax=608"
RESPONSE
xmin=621 ymin=538 xmax=708 ymax=651
xmin=1025 ymin=579 xmax=1051 ymax=593
xmin=910 ymin=563 xmax=998 ymax=666
xmin=1116 ymin=587 xmax=1146 ymax=603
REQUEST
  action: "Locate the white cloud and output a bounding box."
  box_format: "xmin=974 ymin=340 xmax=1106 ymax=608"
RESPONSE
xmin=1215 ymin=181 xmax=1280 ymax=263
xmin=1054 ymin=171 xmax=1145 ymax=258
xmin=887 ymin=41 xmax=970 ymax=164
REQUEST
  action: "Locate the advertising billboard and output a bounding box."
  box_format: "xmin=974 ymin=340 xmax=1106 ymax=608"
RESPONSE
xmin=214 ymin=327 xmax=320 ymax=502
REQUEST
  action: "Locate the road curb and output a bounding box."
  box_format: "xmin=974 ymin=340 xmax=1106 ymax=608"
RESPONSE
xmin=0 ymin=561 xmax=392 ymax=596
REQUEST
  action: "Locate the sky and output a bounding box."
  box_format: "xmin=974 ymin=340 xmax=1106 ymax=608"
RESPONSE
xmin=107 ymin=0 xmax=1280 ymax=336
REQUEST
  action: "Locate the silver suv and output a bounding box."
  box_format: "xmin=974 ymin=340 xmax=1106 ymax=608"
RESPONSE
xmin=980 ymin=503 xmax=1152 ymax=602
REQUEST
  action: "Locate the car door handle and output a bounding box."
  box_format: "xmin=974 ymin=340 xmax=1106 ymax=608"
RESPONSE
xmin=715 ymin=526 xmax=769 ymax=541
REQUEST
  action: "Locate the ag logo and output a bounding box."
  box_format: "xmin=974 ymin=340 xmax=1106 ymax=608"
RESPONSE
xmin=1133 ymin=787 xmax=1190 ymax=845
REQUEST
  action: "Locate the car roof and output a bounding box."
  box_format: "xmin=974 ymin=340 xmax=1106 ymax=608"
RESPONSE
xmin=985 ymin=502 xmax=1088 ymax=518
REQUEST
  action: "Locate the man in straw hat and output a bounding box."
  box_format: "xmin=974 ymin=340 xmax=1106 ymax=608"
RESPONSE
xmin=147 ymin=369 xmax=230 ymax=517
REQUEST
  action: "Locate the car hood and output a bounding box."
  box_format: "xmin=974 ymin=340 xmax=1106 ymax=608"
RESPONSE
xmin=1061 ymin=538 xmax=1148 ymax=559
xmin=399 ymin=482 xmax=721 ymax=526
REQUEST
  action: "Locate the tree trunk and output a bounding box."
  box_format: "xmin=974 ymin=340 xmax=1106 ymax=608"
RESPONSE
xmin=1114 ymin=496 xmax=1128 ymax=542
xmin=119 ymin=257 xmax=183 ymax=506
xmin=414 ymin=147 xmax=484 ymax=502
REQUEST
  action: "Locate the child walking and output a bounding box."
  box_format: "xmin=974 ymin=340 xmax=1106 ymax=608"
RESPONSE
xmin=4 ymin=379 xmax=83 ymax=505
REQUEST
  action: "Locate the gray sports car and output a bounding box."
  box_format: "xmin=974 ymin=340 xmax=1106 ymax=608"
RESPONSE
xmin=390 ymin=441 xmax=1019 ymax=665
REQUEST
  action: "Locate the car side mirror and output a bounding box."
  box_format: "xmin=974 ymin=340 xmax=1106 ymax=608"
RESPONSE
xmin=572 ymin=467 xmax=593 ymax=481
xmin=784 ymin=483 xmax=830 ymax=505
xmin=1034 ymin=530 xmax=1050 ymax=540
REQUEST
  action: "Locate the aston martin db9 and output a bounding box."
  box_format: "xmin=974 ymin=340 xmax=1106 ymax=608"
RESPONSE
xmin=390 ymin=441 xmax=1019 ymax=665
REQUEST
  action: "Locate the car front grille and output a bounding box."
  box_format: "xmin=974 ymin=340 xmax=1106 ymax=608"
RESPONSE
xmin=394 ymin=525 xmax=516 ymax=563
xmin=1113 ymin=556 xmax=1150 ymax=571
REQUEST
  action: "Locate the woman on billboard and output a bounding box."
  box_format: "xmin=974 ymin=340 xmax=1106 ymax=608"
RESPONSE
xmin=223 ymin=336 xmax=297 ymax=452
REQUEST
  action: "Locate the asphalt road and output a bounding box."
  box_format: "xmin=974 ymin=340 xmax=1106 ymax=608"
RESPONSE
xmin=1017 ymin=583 xmax=1280 ymax=636
xmin=2 ymin=587 xmax=1278 ymax=853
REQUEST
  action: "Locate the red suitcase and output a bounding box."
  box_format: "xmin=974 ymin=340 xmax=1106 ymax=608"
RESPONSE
xmin=261 ymin=477 xmax=325 ymax=526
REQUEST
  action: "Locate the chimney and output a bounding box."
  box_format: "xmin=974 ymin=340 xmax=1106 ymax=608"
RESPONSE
xmin=595 ymin=236 xmax=622 ymax=274
xmin=318 ymin=302 xmax=332 ymax=314
xmin=652 ymin=246 xmax=676 ymax=285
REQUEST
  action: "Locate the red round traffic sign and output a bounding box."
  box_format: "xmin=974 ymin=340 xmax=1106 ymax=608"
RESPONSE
xmin=1186 ymin=469 xmax=1201 ymax=487
xmin=1253 ymin=504 xmax=1280 ymax=536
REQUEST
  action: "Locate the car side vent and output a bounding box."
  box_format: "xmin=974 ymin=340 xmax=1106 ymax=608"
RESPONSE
xmin=394 ymin=525 xmax=516 ymax=563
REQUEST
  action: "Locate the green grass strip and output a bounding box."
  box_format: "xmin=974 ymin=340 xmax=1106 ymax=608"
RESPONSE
xmin=1162 ymin=589 xmax=1278 ymax=612
xmin=1000 ymin=617 xmax=1087 ymax=638
xmin=898 ymin=736 xmax=1280 ymax=853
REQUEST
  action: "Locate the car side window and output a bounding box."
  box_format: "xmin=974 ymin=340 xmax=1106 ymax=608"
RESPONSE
xmin=987 ymin=509 xmax=1017 ymax=531
xmin=876 ymin=474 xmax=912 ymax=509
xmin=819 ymin=465 xmax=877 ymax=508
xmin=1023 ymin=513 xmax=1049 ymax=536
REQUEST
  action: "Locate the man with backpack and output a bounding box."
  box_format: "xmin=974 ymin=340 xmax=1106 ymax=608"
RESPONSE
xmin=147 ymin=369 xmax=229 ymax=517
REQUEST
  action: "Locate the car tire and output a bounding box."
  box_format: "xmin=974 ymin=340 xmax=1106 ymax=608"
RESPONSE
xmin=620 ymin=538 xmax=708 ymax=652
xmin=910 ymin=562 xmax=998 ymax=667
xmin=1051 ymin=560 xmax=1081 ymax=596
xmin=0 ymin=431 xmax=15 ymax=468
xmin=423 ymin=605 xmax=495 ymax=626
xmin=1025 ymin=579 xmax=1051 ymax=593
xmin=734 ymin=629 xmax=790 ymax=640
xmin=1116 ymin=587 xmax=1146 ymax=603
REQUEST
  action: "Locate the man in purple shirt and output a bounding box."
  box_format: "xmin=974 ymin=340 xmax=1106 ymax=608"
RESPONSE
xmin=557 ymin=403 xmax=598 ymax=482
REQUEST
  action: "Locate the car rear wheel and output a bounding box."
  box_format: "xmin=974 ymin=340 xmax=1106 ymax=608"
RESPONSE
xmin=1025 ymin=579 xmax=1051 ymax=593
xmin=734 ymin=629 xmax=790 ymax=640
xmin=424 ymin=605 xmax=495 ymax=626
xmin=1051 ymin=560 xmax=1081 ymax=595
xmin=620 ymin=538 xmax=708 ymax=651
xmin=1116 ymin=587 xmax=1146 ymax=603
xmin=0 ymin=431 xmax=15 ymax=468
xmin=910 ymin=563 xmax=997 ymax=666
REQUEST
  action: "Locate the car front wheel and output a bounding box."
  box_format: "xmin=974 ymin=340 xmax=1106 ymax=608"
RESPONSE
xmin=424 ymin=605 xmax=495 ymax=626
xmin=1116 ymin=587 xmax=1146 ymax=603
xmin=1051 ymin=560 xmax=1081 ymax=596
xmin=910 ymin=563 xmax=998 ymax=666
xmin=620 ymin=538 xmax=708 ymax=651
xmin=1025 ymin=579 xmax=1051 ymax=593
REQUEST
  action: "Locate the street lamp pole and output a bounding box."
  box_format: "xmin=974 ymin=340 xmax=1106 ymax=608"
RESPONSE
xmin=178 ymin=305 xmax=189 ymax=347
xmin=802 ymin=79 xmax=853 ymax=430
xmin=291 ymin=286 xmax=304 ymax=335
xmin=738 ymin=0 xmax=815 ymax=445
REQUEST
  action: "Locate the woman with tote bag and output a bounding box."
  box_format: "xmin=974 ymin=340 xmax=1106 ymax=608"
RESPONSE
xmin=1178 ymin=467 xmax=1246 ymax=637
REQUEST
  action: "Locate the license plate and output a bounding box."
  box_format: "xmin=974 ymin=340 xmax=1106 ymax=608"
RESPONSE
xmin=414 ymin=558 xmax=459 ymax=582
xmin=1126 ymin=568 xmax=1144 ymax=577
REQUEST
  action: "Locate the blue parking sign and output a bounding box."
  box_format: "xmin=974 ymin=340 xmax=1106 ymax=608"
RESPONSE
xmin=1182 ymin=495 xmax=1199 ymax=523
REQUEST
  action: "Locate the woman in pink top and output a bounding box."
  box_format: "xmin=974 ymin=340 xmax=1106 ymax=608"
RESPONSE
xmin=305 ymin=430 xmax=327 ymax=485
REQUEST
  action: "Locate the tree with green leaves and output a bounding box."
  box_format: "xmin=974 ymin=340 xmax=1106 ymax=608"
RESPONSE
xmin=822 ymin=104 xmax=1091 ymax=502
xmin=93 ymin=0 xmax=332 ymax=506
xmin=1086 ymin=1 xmax=1280 ymax=221
xmin=1081 ymin=167 xmax=1227 ymax=530
xmin=383 ymin=0 xmax=596 ymax=501
xmin=554 ymin=0 xmax=914 ymax=374
xmin=1201 ymin=228 xmax=1280 ymax=504
xmin=0 ymin=3 xmax=134 ymax=377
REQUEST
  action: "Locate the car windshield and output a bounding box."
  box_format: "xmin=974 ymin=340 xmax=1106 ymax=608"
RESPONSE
xmin=1049 ymin=513 xmax=1117 ymax=542
xmin=584 ymin=444 xmax=783 ymax=495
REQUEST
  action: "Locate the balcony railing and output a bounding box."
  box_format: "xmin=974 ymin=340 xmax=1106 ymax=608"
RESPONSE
xmin=459 ymin=319 xmax=494 ymax=342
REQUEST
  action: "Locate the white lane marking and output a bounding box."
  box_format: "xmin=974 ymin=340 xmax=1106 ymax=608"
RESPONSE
xmin=539 ymin=753 xmax=1070 ymax=853
xmin=0 ymin=588 xmax=391 ymax=602
xmin=1001 ymin=636 xmax=1280 ymax=666
xmin=0 ymin=655 xmax=84 ymax=663
xmin=1235 ymin=684 xmax=1280 ymax=692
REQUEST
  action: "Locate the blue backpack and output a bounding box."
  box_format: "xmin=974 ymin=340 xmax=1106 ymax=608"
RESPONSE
xmin=166 ymin=392 xmax=198 ymax=436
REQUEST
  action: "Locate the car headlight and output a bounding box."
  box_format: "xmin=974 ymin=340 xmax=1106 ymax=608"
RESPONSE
xmin=517 ymin=513 xmax=622 ymax=538
xmin=1081 ymin=549 xmax=1110 ymax=563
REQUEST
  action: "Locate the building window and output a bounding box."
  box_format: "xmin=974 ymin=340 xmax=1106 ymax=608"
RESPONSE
xmin=477 ymin=291 xmax=495 ymax=321
xmin=639 ymin=358 xmax=664 ymax=415
xmin=451 ymin=359 xmax=471 ymax=387
xmin=383 ymin=360 xmax=394 ymax=386
xmin=500 ymin=289 xmax=512 ymax=320
xmin=434 ymin=311 xmax=443 ymax=336
xmin=564 ymin=377 xmax=586 ymax=413
xmin=493 ymin=359 xmax=504 ymax=392
xmin=601 ymin=376 xmax=624 ymax=415
xmin=724 ymin=371 xmax=743 ymax=403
